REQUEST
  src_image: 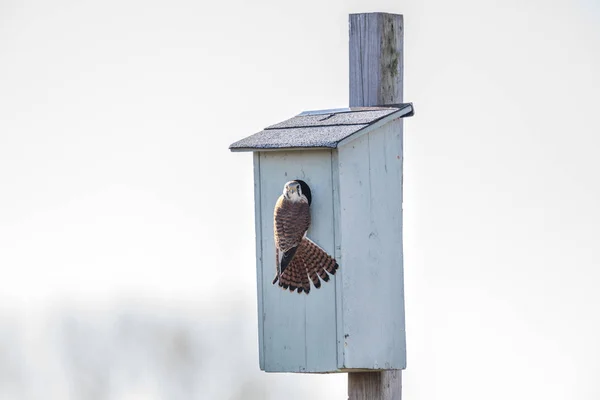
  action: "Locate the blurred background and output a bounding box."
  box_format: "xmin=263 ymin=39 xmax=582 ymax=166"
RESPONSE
xmin=1 ymin=0 xmax=599 ymax=399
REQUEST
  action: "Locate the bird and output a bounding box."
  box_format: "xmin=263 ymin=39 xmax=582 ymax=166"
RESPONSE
xmin=272 ymin=179 xmax=339 ymax=294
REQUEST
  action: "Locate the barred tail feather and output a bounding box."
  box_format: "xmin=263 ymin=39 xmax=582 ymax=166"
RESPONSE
xmin=278 ymin=253 xmax=311 ymax=294
xmin=272 ymin=237 xmax=339 ymax=294
xmin=303 ymin=237 xmax=339 ymax=283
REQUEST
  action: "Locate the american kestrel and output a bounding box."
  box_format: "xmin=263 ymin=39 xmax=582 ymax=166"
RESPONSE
xmin=272 ymin=180 xmax=339 ymax=294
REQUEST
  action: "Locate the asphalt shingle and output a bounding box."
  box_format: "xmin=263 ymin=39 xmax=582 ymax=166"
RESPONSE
xmin=229 ymin=103 xmax=413 ymax=152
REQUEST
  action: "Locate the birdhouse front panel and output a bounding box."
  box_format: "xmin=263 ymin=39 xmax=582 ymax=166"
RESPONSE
xmin=254 ymin=150 xmax=340 ymax=373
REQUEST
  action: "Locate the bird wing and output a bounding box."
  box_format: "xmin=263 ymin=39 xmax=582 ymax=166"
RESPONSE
xmin=273 ymin=195 xmax=310 ymax=274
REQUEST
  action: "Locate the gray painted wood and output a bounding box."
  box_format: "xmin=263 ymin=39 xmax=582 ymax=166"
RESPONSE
xmin=349 ymin=13 xmax=403 ymax=107
xmin=348 ymin=11 xmax=405 ymax=399
xmin=336 ymin=111 xmax=409 ymax=149
xmin=348 ymin=370 xmax=402 ymax=400
xmin=363 ymin=119 xmax=406 ymax=368
xmin=338 ymin=119 xmax=406 ymax=370
xmin=332 ymin=150 xmax=345 ymax=369
xmin=253 ymin=152 xmax=265 ymax=370
xmin=253 ymin=123 xmax=406 ymax=373
xmin=257 ymin=150 xmax=338 ymax=372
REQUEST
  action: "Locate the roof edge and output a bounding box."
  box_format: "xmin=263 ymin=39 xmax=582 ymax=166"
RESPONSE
xmin=228 ymin=103 xmax=414 ymax=153
xmin=230 ymin=146 xmax=336 ymax=153
xmin=334 ymin=103 xmax=413 ymax=148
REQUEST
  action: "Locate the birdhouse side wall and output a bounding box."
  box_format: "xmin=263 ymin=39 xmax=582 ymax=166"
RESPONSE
xmin=253 ymin=150 xmax=340 ymax=373
xmin=336 ymin=119 xmax=407 ymax=370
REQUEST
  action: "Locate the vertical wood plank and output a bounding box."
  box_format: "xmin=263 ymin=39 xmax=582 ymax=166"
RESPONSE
xmin=304 ymin=150 xmax=338 ymax=372
xmin=253 ymin=152 xmax=265 ymax=370
xmin=260 ymin=152 xmax=306 ymax=372
xmin=367 ymin=121 xmax=406 ymax=368
xmin=338 ymin=133 xmax=371 ymax=369
xmin=349 ymin=13 xmax=403 ymax=107
xmin=348 ymin=11 xmax=404 ymax=399
xmin=332 ymin=150 xmax=345 ymax=369
xmin=348 ymin=371 xmax=402 ymax=400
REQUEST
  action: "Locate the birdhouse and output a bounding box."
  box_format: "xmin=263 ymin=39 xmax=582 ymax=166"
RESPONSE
xmin=229 ymin=103 xmax=414 ymax=373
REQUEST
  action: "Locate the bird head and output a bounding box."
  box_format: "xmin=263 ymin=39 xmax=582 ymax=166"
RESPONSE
xmin=283 ymin=180 xmax=312 ymax=205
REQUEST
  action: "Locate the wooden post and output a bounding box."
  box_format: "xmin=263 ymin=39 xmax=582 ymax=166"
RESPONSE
xmin=348 ymin=371 xmax=402 ymax=400
xmin=348 ymin=12 xmax=404 ymax=400
xmin=349 ymin=13 xmax=403 ymax=107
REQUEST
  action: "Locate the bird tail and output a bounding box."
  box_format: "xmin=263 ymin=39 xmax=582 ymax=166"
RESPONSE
xmin=273 ymin=237 xmax=339 ymax=294
xmin=302 ymin=237 xmax=339 ymax=288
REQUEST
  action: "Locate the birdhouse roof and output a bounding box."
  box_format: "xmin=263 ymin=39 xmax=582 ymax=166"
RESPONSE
xmin=229 ymin=103 xmax=414 ymax=152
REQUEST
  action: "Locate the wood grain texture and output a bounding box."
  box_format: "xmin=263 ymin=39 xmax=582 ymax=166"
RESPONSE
xmin=303 ymin=151 xmax=338 ymax=372
xmin=348 ymin=370 xmax=402 ymax=400
xmin=349 ymin=13 xmax=403 ymax=107
xmin=253 ymin=152 xmax=265 ymax=370
xmin=366 ymin=120 xmax=406 ymax=368
xmin=348 ymin=11 xmax=405 ymax=399
xmin=338 ymin=120 xmax=406 ymax=370
xmin=257 ymin=150 xmax=338 ymax=372
xmin=332 ymin=150 xmax=345 ymax=369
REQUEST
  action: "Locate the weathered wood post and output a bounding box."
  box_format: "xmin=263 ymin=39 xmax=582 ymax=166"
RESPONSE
xmin=348 ymin=12 xmax=405 ymax=400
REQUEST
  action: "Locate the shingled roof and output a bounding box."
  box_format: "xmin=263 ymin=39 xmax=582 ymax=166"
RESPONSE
xmin=229 ymin=103 xmax=414 ymax=152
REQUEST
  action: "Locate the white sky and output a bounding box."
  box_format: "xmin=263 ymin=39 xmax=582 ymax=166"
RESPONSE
xmin=1 ymin=0 xmax=599 ymax=399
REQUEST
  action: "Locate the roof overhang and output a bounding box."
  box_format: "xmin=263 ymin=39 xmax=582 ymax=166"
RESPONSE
xmin=229 ymin=103 xmax=414 ymax=152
